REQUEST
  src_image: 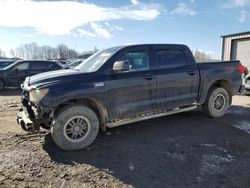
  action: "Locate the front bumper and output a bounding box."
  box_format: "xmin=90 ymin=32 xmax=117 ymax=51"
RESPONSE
xmin=17 ymin=83 xmax=52 ymax=132
xmin=17 ymin=93 xmax=44 ymax=132
xmin=17 ymin=96 xmax=52 ymax=132
xmin=17 ymin=108 xmax=40 ymax=132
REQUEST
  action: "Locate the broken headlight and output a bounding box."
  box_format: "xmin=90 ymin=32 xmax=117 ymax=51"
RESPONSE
xmin=29 ymin=88 xmax=49 ymax=102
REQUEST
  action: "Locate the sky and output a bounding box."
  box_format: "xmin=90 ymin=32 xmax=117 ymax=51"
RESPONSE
xmin=0 ymin=0 xmax=250 ymax=59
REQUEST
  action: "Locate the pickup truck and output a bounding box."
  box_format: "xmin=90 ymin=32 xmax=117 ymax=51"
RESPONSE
xmin=17 ymin=44 xmax=244 ymax=150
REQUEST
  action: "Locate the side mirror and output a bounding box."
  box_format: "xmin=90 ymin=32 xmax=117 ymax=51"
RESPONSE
xmin=112 ymin=61 xmax=129 ymax=73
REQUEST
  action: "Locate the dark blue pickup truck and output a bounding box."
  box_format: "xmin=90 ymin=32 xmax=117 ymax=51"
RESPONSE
xmin=17 ymin=44 xmax=244 ymax=150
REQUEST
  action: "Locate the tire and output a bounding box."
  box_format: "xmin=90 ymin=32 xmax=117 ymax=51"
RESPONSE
xmin=202 ymin=87 xmax=230 ymax=118
xmin=51 ymin=105 xmax=99 ymax=150
xmin=0 ymin=79 xmax=5 ymax=91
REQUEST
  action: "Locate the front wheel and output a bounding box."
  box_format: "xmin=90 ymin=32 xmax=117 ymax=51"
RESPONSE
xmin=202 ymin=87 xmax=230 ymax=118
xmin=51 ymin=105 xmax=99 ymax=150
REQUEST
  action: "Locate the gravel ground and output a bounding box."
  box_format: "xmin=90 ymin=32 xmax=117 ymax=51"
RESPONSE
xmin=0 ymin=89 xmax=250 ymax=188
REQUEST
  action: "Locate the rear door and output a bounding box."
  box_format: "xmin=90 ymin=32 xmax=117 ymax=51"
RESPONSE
xmin=29 ymin=61 xmax=58 ymax=76
xmin=154 ymin=47 xmax=199 ymax=109
xmin=105 ymin=47 xmax=157 ymax=120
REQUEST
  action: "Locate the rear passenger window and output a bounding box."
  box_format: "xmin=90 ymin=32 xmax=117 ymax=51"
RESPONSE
xmin=16 ymin=63 xmax=29 ymax=70
xmin=156 ymin=49 xmax=187 ymax=68
xmin=50 ymin=63 xmax=61 ymax=69
xmin=29 ymin=61 xmax=53 ymax=70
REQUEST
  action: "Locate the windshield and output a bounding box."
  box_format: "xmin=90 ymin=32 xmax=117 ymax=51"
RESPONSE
xmin=3 ymin=61 xmax=18 ymax=70
xmin=70 ymin=59 xmax=83 ymax=67
xmin=76 ymin=47 xmax=121 ymax=72
xmin=0 ymin=61 xmax=14 ymax=69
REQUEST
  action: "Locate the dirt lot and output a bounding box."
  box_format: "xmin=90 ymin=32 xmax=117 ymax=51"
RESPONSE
xmin=0 ymin=89 xmax=250 ymax=188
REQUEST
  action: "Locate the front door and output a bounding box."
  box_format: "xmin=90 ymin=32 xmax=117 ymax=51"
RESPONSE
xmin=8 ymin=62 xmax=30 ymax=86
xmin=105 ymin=47 xmax=157 ymax=120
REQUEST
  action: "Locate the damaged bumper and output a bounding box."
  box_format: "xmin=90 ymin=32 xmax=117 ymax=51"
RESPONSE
xmin=17 ymin=79 xmax=52 ymax=132
xmin=17 ymin=109 xmax=39 ymax=132
xmin=17 ymin=95 xmax=51 ymax=132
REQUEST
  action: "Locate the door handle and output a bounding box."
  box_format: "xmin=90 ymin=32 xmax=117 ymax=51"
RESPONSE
xmin=188 ymin=70 xmax=196 ymax=76
xmin=144 ymin=74 xmax=155 ymax=80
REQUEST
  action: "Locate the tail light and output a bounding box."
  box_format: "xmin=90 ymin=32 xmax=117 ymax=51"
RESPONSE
xmin=238 ymin=64 xmax=246 ymax=74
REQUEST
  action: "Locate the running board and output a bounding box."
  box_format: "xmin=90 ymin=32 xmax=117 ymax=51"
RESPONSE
xmin=106 ymin=105 xmax=197 ymax=128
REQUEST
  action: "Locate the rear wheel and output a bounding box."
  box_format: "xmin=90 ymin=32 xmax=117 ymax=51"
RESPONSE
xmin=51 ymin=105 xmax=99 ymax=150
xmin=0 ymin=79 xmax=5 ymax=91
xmin=202 ymin=87 xmax=230 ymax=118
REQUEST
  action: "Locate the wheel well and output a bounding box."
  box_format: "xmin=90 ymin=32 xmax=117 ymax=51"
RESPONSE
xmin=54 ymin=98 xmax=108 ymax=131
xmin=211 ymin=80 xmax=232 ymax=104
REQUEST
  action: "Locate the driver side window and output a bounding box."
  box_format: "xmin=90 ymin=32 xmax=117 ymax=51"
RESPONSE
xmin=15 ymin=63 xmax=29 ymax=70
xmin=116 ymin=51 xmax=149 ymax=72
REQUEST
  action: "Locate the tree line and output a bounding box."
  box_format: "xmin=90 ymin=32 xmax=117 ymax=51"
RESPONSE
xmin=0 ymin=48 xmax=6 ymax=58
xmin=0 ymin=42 xmax=79 ymax=60
xmin=1 ymin=44 xmax=214 ymax=61
xmin=192 ymin=49 xmax=212 ymax=61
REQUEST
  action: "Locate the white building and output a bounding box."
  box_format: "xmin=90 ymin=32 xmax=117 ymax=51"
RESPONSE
xmin=221 ymin=31 xmax=250 ymax=68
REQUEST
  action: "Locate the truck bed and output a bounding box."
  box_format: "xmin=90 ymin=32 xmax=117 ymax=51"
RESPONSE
xmin=197 ymin=60 xmax=242 ymax=104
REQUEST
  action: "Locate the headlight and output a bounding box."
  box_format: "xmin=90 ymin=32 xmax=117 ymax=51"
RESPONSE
xmin=29 ymin=88 xmax=49 ymax=102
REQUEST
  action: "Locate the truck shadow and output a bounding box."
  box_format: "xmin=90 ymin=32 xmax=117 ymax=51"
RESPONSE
xmin=43 ymin=106 xmax=250 ymax=187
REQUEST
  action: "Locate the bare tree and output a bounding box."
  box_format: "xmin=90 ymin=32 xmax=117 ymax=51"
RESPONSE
xmin=94 ymin=46 xmax=98 ymax=53
xmin=0 ymin=48 xmax=6 ymax=58
xmin=56 ymin=44 xmax=68 ymax=59
xmin=193 ymin=49 xmax=211 ymax=61
xmin=11 ymin=42 xmax=79 ymax=60
xmin=10 ymin=49 xmax=15 ymax=57
xmin=15 ymin=45 xmax=25 ymax=59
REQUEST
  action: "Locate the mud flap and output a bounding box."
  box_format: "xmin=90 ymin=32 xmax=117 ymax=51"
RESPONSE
xmin=239 ymin=85 xmax=245 ymax=95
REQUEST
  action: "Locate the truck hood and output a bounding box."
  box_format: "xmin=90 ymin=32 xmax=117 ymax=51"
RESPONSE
xmin=29 ymin=69 xmax=83 ymax=86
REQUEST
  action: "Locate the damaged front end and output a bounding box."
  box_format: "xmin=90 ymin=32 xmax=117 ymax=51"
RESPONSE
xmin=17 ymin=78 xmax=52 ymax=132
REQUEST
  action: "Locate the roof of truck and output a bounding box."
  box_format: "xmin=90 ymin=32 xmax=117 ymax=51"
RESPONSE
xmin=108 ymin=44 xmax=188 ymax=50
